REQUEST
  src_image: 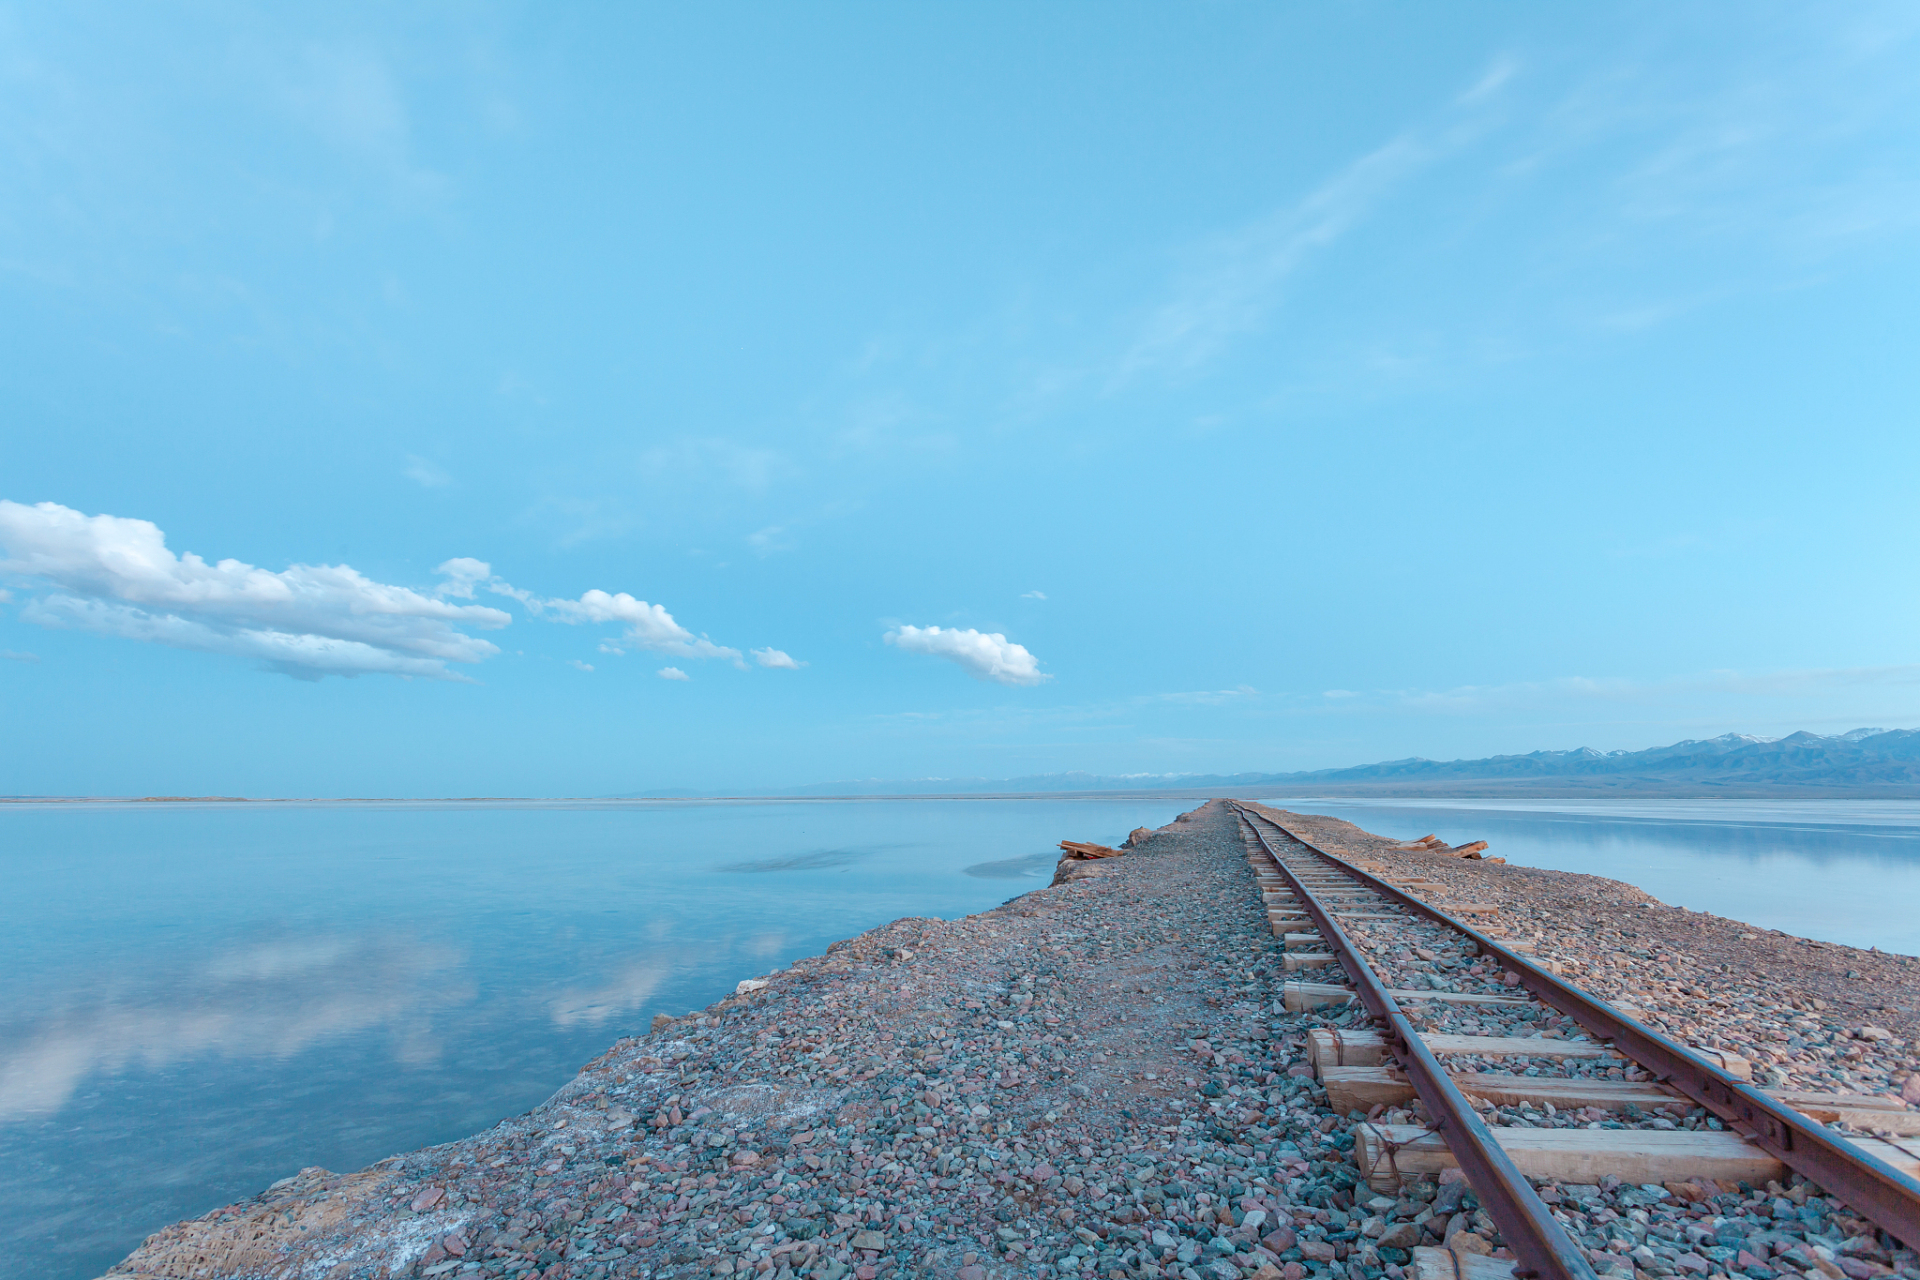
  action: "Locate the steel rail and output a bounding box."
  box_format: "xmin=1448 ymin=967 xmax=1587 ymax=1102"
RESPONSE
xmin=1234 ymin=803 xmax=1920 ymax=1249
xmin=1233 ymin=808 xmax=1600 ymax=1280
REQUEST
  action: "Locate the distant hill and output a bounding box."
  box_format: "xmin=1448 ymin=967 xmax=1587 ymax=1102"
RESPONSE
xmin=1193 ymin=726 xmax=1920 ymax=797
xmin=724 ymin=727 xmax=1920 ymax=799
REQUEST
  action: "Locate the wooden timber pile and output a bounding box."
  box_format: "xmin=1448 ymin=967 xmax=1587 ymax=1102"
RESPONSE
xmin=1396 ymin=832 xmax=1494 ymax=859
xmin=1049 ymin=836 xmax=1129 ymax=887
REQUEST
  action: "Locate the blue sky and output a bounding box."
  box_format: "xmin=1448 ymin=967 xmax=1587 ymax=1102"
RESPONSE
xmin=3 ymin=3 xmax=1919 ymax=796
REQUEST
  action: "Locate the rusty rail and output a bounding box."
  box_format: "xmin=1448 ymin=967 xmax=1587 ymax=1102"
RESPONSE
xmin=1233 ymin=806 xmax=1599 ymax=1280
xmin=1233 ymin=802 xmax=1920 ymax=1250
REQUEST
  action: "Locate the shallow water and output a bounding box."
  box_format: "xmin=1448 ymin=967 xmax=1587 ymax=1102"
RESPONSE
xmin=0 ymin=798 xmax=1180 ymax=1280
xmin=1260 ymin=796 xmax=1920 ymax=956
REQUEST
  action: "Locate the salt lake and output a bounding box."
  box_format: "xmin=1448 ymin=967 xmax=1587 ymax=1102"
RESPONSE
xmin=5 ymin=795 xmax=1919 ymax=1279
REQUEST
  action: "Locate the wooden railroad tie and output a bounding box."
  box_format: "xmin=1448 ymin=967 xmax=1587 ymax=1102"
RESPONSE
xmin=1324 ymin=1065 xmax=1690 ymax=1115
xmin=1354 ymin=1122 xmax=1787 ymax=1191
xmin=1308 ymin=1028 xmax=1619 ymax=1069
xmin=1282 ymin=982 xmax=1530 ymax=1012
xmin=1410 ymin=1246 xmax=1519 ymax=1280
xmin=1355 ymin=1123 xmax=1920 ymax=1193
xmin=1306 ymin=1027 xmax=1752 ymax=1080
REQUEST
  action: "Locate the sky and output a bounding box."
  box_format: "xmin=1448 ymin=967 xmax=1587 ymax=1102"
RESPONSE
xmin=3 ymin=3 xmax=1919 ymax=797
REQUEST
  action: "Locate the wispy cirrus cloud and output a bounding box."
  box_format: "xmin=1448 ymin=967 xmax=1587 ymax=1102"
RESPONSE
xmin=1112 ymin=62 xmax=1514 ymax=383
xmin=273 ymin=42 xmax=445 ymax=199
xmin=403 ymin=454 xmax=452 ymax=488
xmin=635 ymin=438 xmax=793 ymax=495
xmin=1143 ymin=685 xmax=1260 ymax=707
xmin=746 ymin=525 xmax=794 ymax=556
xmin=1315 ymin=664 xmax=1920 ymax=716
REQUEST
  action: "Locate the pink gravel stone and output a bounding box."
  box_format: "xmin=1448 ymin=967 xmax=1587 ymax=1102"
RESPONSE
xmin=410 ymin=1186 xmax=443 ymax=1212
xmin=1262 ymin=1227 xmax=1297 ymax=1253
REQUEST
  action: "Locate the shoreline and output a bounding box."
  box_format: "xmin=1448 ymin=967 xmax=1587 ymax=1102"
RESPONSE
xmin=104 ymin=803 xmax=1919 ymax=1280
xmin=19 ymin=789 xmax=1920 ymax=804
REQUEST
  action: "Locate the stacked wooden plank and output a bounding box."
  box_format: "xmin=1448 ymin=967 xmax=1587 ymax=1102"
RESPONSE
xmin=1057 ymin=840 xmax=1122 ymax=860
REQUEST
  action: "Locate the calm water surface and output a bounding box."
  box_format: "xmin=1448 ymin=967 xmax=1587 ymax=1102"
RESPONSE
xmin=1261 ymin=797 xmax=1920 ymax=955
xmin=0 ymin=798 xmax=1181 ymax=1280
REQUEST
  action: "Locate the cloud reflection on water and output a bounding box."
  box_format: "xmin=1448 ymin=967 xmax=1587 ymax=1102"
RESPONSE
xmin=0 ymin=933 xmax=471 ymax=1121
xmin=546 ymin=961 xmax=667 ymax=1029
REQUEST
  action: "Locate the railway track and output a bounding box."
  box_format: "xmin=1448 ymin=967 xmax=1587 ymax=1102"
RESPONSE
xmin=1228 ymin=802 xmax=1920 ymax=1280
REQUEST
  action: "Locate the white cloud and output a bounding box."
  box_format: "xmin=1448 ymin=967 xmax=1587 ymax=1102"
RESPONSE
xmin=519 ymin=588 xmax=743 ymax=664
xmin=884 ymin=624 xmax=1048 ymax=687
xmin=1021 ymin=590 xmax=1047 ymax=600
xmin=657 ymin=666 xmax=690 ymax=681
xmin=403 ymin=455 xmax=452 ymax=488
xmin=2 ymin=649 xmax=38 ymax=663
xmin=751 ymin=647 xmax=803 ymax=670
xmin=433 ymin=557 xmax=491 ymax=598
xmin=567 ymin=659 xmax=593 ymax=672
xmin=0 ymin=501 xmax=509 ymax=681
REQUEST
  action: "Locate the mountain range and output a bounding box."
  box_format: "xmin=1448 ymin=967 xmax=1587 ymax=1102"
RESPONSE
xmin=709 ymin=727 xmax=1920 ymax=798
